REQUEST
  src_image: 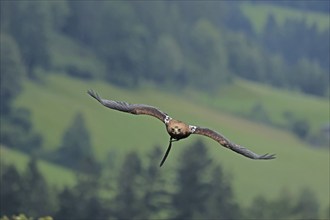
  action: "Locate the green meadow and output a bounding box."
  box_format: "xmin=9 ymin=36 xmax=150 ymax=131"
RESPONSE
xmin=241 ymin=3 xmax=330 ymax=34
xmin=185 ymin=78 xmax=329 ymax=133
xmin=10 ymin=74 xmax=330 ymax=209
xmin=1 ymin=146 xmax=76 ymax=187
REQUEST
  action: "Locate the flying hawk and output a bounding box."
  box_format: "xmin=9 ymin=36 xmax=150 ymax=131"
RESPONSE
xmin=88 ymin=90 xmax=275 ymax=167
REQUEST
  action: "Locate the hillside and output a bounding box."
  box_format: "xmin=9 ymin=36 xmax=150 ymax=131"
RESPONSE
xmin=1 ymin=146 xmax=75 ymax=187
xmin=11 ymin=74 xmax=329 ymax=208
xmin=184 ymin=78 xmax=329 ymax=133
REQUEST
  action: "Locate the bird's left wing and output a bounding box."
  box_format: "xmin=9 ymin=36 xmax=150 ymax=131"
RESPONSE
xmin=192 ymin=127 xmax=275 ymax=160
xmin=87 ymin=90 xmax=168 ymax=123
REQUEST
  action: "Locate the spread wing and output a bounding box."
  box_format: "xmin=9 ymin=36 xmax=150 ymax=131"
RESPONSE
xmin=192 ymin=127 xmax=275 ymax=160
xmin=87 ymin=90 xmax=168 ymax=123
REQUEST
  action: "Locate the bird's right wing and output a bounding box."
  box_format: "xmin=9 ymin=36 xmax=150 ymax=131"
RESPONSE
xmin=87 ymin=90 xmax=168 ymax=123
xmin=192 ymin=127 xmax=275 ymax=160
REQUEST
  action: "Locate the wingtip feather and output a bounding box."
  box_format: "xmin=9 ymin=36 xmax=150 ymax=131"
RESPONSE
xmin=87 ymin=89 xmax=102 ymax=103
xmin=259 ymin=153 xmax=276 ymax=160
xmin=87 ymin=89 xmax=96 ymax=97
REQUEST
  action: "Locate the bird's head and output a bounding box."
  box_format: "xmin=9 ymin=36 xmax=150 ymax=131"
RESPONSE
xmin=171 ymin=126 xmax=182 ymax=135
xmin=167 ymin=120 xmax=191 ymax=140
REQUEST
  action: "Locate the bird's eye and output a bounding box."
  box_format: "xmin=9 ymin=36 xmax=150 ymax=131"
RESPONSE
xmin=178 ymin=128 xmax=181 ymax=132
xmin=171 ymin=128 xmax=175 ymax=132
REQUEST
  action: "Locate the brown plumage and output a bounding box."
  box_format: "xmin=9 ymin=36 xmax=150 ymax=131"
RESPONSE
xmin=88 ymin=90 xmax=275 ymax=167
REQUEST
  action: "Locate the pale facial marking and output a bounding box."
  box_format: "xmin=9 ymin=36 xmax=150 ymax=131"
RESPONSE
xmin=171 ymin=126 xmax=182 ymax=134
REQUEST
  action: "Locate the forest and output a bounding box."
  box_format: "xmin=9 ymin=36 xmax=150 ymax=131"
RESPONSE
xmin=1 ymin=0 xmax=329 ymax=219
xmin=1 ymin=1 xmax=329 ymax=95
xmin=1 ymin=141 xmax=324 ymax=219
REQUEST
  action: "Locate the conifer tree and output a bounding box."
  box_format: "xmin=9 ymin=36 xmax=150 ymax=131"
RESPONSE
xmin=142 ymin=146 xmax=172 ymax=219
xmin=172 ymin=140 xmax=212 ymax=219
xmin=0 ymin=164 xmax=23 ymax=215
xmin=55 ymin=112 xmax=99 ymax=174
xmin=206 ymin=165 xmax=242 ymax=219
xmin=20 ymin=158 xmax=53 ymax=217
xmin=114 ymin=152 xmax=146 ymax=219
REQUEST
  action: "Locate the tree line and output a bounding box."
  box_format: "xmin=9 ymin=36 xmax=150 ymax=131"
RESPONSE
xmin=1 ymin=1 xmax=329 ymax=96
xmin=0 ymin=33 xmax=43 ymax=154
xmin=1 ymin=141 xmax=326 ymax=219
xmin=250 ymin=0 xmax=330 ymax=14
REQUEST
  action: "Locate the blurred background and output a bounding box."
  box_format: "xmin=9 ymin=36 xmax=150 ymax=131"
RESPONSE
xmin=1 ymin=1 xmax=329 ymax=219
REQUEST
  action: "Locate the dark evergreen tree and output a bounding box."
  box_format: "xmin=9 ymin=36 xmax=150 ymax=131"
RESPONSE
xmin=142 ymin=146 xmax=172 ymax=219
xmin=0 ymin=33 xmax=25 ymax=115
xmin=206 ymin=165 xmax=242 ymax=219
xmin=223 ymin=2 xmax=254 ymax=36
xmin=20 ymin=158 xmax=53 ymax=217
xmin=268 ymin=190 xmax=296 ymax=219
xmin=0 ymin=164 xmax=23 ymax=215
xmin=114 ymin=151 xmax=147 ymax=219
xmin=172 ymin=140 xmax=213 ymax=219
xmin=264 ymin=53 xmax=288 ymax=87
xmin=150 ymin=34 xmax=184 ymax=86
xmin=290 ymin=118 xmax=310 ymax=139
xmin=247 ymin=195 xmax=273 ymax=219
xmin=226 ymin=32 xmax=266 ymax=82
xmin=1 ymin=108 xmax=43 ymax=153
xmin=187 ymin=18 xmax=230 ymax=91
xmin=54 ymin=112 xmax=99 ymax=173
xmin=247 ymin=188 xmax=320 ymax=219
xmin=292 ymin=188 xmax=319 ymax=219
xmin=62 ymin=1 xmax=102 ymax=45
xmin=55 ymin=175 xmax=110 ymax=219
xmin=291 ymin=58 xmax=328 ymax=96
xmin=263 ymin=13 xmax=281 ymax=53
xmin=55 ymin=187 xmax=79 ymax=218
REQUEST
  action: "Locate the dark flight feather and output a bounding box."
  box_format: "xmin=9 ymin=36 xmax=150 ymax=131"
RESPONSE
xmin=88 ymin=90 xmax=167 ymax=122
xmin=193 ymin=127 xmax=275 ymax=160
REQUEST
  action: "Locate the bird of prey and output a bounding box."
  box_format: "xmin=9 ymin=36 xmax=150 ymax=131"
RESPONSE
xmin=87 ymin=90 xmax=275 ymax=167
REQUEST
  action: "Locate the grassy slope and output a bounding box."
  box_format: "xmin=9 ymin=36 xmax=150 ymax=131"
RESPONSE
xmin=12 ymin=74 xmax=329 ymax=209
xmin=1 ymin=146 xmax=76 ymax=187
xmin=241 ymin=3 xmax=330 ymax=34
xmin=184 ymin=78 xmax=329 ymax=133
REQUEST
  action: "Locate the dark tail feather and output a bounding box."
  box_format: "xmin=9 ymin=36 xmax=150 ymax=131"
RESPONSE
xmin=160 ymin=138 xmax=173 ymax=167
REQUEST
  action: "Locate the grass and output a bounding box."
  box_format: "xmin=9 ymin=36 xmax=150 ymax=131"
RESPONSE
xmin=241 ymin=3 xmax=330 ymax=34
xmin=1 ymin=146 xmax=76 ymax=187
xmin=184 ymin=78 xmax=329 ymax=133
xmin=12 ymin=74 xmax=329 ymax=209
